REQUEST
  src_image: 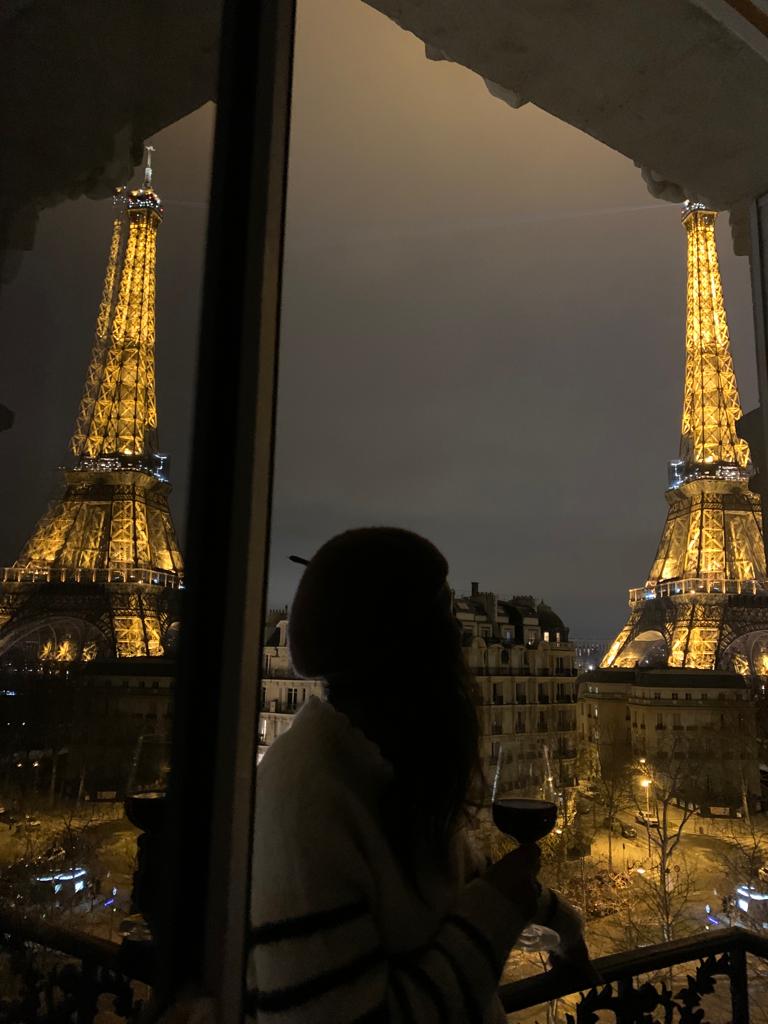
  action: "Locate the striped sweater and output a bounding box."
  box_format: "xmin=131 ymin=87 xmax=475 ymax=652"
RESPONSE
xmin=248 ymin=696 xmax=529 ymax=1023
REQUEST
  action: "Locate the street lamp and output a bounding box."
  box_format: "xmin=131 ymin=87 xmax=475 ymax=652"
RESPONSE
xmin=641 ymin=778 xmax=652 ymax=816
xmin=640 ymin=777 xmax=653 ymax=857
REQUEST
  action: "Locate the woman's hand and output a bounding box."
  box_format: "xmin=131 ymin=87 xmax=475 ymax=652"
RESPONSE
xmin=481 ymin=843 xmax=541 ymax=920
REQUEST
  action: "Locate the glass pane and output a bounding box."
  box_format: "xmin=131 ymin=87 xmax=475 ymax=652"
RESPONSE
xmin=0 ymin=16 xmax=219 ymax=978
xmin=255 ymin=0 xmax=763 ymax=998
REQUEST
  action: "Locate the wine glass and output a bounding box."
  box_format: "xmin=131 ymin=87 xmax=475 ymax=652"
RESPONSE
xmin=124 ymin=734 xmax=171 ymax=833
xmin=491 ymin=744 xmax=560 ymax=952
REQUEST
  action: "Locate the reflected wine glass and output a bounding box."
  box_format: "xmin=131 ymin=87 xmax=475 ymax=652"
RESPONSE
xmin=491 ymin=745 xmax=560 ymax=952
xmin=124 ymin=734 xmax=171 ymax=833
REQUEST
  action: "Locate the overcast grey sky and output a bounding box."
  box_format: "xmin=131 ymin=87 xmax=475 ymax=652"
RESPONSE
xmin=0 ymin=0 xmax=758 ymax=641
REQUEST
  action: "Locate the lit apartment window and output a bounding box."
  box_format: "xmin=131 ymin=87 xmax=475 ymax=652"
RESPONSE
xmin=543 ymin=630 xmax=550 ymax=642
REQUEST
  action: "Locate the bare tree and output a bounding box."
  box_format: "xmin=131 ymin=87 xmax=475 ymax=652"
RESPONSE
xmin=590 ymin=725 xmax=633 ymax=871
xmin=632 ymin=740 xmax=705 ymax=941
xmin=621 ymin=851 xmax=698 ymax=946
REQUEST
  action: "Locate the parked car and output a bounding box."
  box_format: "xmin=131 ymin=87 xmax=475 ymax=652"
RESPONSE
xmin=620 ymin=822 xmax=638 ymax=838
xmin=17 ymin=817 xmax=41 ymax=833
xmin=0 ymin=810 xmax=17 ymax=828
xmin=635 ymin=811 xmax=660 ymax=828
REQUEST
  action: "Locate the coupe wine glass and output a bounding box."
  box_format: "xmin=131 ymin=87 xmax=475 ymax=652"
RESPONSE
xmin=491 ymin=744 xmax=561 ymax=952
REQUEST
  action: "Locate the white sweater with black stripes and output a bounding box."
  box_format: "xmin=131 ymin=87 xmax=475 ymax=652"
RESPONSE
xmin=248 ymin=696 xmax=529 ymax=1023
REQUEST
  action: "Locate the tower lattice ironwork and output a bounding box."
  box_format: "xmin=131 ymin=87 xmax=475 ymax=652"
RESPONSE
xmin=0 ymin=147 xmax=183 ymax=663
xmin=602 ymin=202 xmax=768 ymax=676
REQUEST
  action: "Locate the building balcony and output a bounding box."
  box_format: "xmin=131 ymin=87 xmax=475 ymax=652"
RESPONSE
xmin=500 ymin=926 xmax=762 ymax=1024
xmin=260 ymin=700 xmax=302 ymax=714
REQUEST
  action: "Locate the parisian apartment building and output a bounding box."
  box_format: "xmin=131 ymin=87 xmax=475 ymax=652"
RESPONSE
xmin=454 ymin=584 xmax=579 ymax=795
xmin=578 ymin=666 xmax=761 ymax=816
xmin=256 ymin=591 xmax=580 ymax=793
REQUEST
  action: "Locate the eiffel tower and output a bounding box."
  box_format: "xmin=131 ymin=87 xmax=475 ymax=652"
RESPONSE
xmin=0 ymin=148 xmax=184 ymax=663
xmin=602 ymin=202 xmax=768 ymax=677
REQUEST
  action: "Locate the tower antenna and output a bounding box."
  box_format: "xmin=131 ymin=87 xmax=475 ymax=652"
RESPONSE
xmin=143 ymin=144 xmax=156 ymax=188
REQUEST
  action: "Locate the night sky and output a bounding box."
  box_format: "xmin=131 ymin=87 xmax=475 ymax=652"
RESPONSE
xmin=0 ymin=0 xmax=759 ymax=641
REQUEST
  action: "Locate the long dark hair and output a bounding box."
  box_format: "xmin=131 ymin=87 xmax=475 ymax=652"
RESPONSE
xmin=324 ymin=598 xmax=484 ymax=878
xmin=289 ymin=528 xmax=483 ymax=874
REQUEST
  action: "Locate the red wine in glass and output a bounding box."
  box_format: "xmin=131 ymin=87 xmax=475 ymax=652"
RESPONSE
xmin=492 ymin=797 xmax=558 ymax=843
xmin=124 ymin=790 xmax=166 ymax=833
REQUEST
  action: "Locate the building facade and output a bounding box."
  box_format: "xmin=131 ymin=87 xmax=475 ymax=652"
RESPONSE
xmin=258 ymin=613 xmax=324 ymax=761
xmin=256 ymin=590 xmax=580 ymax=793
xmin=454 ymin=584 xmax=579 ymax=796
xmin=578 ymin=666 xmax=761 ymax=815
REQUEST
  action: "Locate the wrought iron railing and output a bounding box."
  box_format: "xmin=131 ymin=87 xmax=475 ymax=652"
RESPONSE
xmin=0 ymin=908 xmax=154 ymax=1022
xmin=500 ymin=926 xmax=766 ymax=1023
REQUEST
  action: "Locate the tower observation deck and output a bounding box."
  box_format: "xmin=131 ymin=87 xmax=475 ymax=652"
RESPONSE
xmin=0 ymin=148 xmax=184 ymax=662
xmin=602 ymin=203 xmax=768 ymax=676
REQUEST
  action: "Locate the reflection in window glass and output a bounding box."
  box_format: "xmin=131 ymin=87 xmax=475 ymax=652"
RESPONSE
xmin=0 ymin=94 xmax=215 ymax=944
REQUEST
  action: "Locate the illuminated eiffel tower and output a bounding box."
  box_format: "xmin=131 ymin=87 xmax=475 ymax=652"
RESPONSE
xmin=602 ymin=202 xmax=768 ymax=677
xmin=0 ymin=148 xmax=183 ymax=663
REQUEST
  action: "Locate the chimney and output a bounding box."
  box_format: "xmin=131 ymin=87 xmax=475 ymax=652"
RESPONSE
xmin=471 ymin=581 xmax=479 ymax=597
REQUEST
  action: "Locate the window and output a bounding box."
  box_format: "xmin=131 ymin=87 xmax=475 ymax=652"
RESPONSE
xmin=671 ymin=692 xmax=678 ymax=701
xmin=654 ymin=692 xmax=661 ymax=700
xmin=287 ymin=687 xmax=299 ymax=710
xmin=493 ymin=683 xmax=503 ymax=705
xmin=685 ymin=693 xmax=692 ymax=700
xmin=543 ymin=630 xmax=550 ymax=642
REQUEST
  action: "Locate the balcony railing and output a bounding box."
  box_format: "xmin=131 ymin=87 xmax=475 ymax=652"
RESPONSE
xmin=1 ymin=565 xmax=183 ymax=589
xmin=500 ymin=926 xmax=765 ymax=1023
xmin=0 ymin=907 xmax=153 ymax=1021
xmin=629 ymin=576 xmax=768 ymax=604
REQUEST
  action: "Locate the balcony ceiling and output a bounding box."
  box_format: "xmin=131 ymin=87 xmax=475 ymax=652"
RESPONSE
xmin=2 ymin=0 xmax=767 ymax=282
xmin=364 ymin=0 xmax=768 ymax=216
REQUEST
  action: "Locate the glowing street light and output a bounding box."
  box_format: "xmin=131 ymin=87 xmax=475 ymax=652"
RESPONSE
xmin=640 ymin=777 xmax=652 ymax=815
